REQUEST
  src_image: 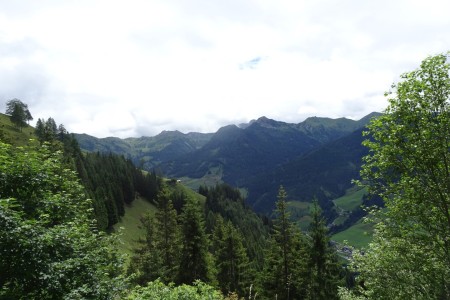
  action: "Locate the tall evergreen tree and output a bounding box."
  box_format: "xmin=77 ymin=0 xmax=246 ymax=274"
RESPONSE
xmin=35 ymin=118 xmax=45 ymax=143
xmin=128 ymin=212 xmax=163 ymax=285
xmin=212 ymin=216 xmax=250 ymax=296
xmin=153 ymin=189 xmax=181 ymax=283
xmin=259 ymin=186 xmax=308 ymax=299
xmin=44 ymin=117 xmax=58 ymax=141
xmin=177 ymin=196 xmax=215 ymax=285
xmin=307 ymin=200 xmax=340 ymax=300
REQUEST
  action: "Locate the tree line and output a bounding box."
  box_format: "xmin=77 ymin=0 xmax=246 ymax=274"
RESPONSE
xmin=33 ymin=116 xmax=163 ymax=230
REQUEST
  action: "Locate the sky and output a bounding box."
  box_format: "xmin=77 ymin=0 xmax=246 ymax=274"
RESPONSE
xmin=1 ymin=0 xmax=450 ymax=138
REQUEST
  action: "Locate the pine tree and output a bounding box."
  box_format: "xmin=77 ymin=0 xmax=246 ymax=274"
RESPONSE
xmin=177 ymin=196 xmax=215 ymax=285
xmin=307 ymin=200 xmax=340 ymax=300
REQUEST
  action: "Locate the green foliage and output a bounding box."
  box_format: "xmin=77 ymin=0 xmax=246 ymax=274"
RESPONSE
xmin=203 ymin=184 xmax=270 ymax=269
xmin=178 ymin=196 xmax=216 ymax=285
xmin=333 ymin=186 xmax=366 ymax=212
xmin=5 ymin=99 xmax=32 ymax=131
xmin=126 ymin=279 xmax=224 ymax=300
xmin=212 ymin=217 xmax=251 ymax=296
xmin=307 ymin=201 xmax=340 ymax=300
xmin=331 ymin=219 xmax=374 ymax=248
xmin=74 ymin=130 xmax=213 ymax=171
xmin=113 ymin=196 xmax=157 ymax=256
xmin=128 ymin=212 xmax=164 ymax=285
xmin=259 ymin=186 xmax=309 ymax=299
xmin=343 ymin=53 xmax=450 ymax=299
xmin=128 ymin=187 xmax=182 ymax=284
xmin=34 ymin=117 xmax=59 ymax=143
xmin=0 ymin=113 xmax=35 ymax=146
xmin=155 ymin=190 xmax=181 ymax=280
xmin=0 ymin=141 xmax=127 ymax=299
xmin=244 ymin=128 xmax=369 ymax=220
xmin=76 ymin=151 xmax=162 ymax=230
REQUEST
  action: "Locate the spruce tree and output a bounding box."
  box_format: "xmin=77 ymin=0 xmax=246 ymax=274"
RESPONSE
xmin=153 ymin=189 xmax=181 ymax=283
xmin=307 ymin=200 xmax=340 ymax=300
xmin=212 ymin=216 xmax=250 ymax=296
xmin=177 ymin=196 xmax=215 ymax=285
xmin=259 ymin=186 xmax=308 ymax=299
xmin=128 ymin=213 xmax=163 ymax=285
xmin=35 ymin=118 xmax=45 ymax=143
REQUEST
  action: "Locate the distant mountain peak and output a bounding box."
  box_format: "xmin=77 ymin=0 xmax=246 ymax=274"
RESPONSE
xmin=157 ymin=130 xmax=184 ymax=138
xmin=252 ymin=116 xmax=283 ymax=129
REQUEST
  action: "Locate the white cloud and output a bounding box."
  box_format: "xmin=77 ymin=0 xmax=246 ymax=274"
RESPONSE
xmin=0 ymin=0 xmax=449 ymax=137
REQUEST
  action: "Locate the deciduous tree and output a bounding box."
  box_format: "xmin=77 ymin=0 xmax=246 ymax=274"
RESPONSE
xmin=5 ymin=99 xmax=32 ymax=131
xmin=342 ymin=53 xmax=450 ymax=299
xmin=0 ymin=141 xmax=127 ymax=299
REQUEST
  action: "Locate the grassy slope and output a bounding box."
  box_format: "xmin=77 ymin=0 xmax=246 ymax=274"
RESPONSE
xmin=333 ymin=186 xmax=366 ymax=211
xmin=332 ymin=219 xmax=374 ymax=248
xmin=287 ymin=201 xmax=312 ymax=230
xmin=113 ymin=182 xmax=205 ymax=258
xmin=331 ymin=186 xmax=374 ymax=248
xmin=113 ymin=197 xmax=157 ymax=256
xmin=0 ymin=113 xmax=36 ymax=146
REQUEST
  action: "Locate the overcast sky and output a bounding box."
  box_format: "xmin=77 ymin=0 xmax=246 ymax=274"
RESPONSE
xmin=1 ymin=0 xmax=449 ymax=138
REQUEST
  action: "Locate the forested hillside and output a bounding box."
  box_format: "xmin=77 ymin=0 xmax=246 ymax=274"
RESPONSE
xmin=244 ymin=127 xmax=369 ymax=218
xmin=74 ymin=113 xmax=381 ymax=227
xmin=74 ymin=130 xmax=213 ymax=170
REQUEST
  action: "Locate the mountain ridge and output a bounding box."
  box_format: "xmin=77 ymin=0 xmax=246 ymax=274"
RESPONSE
xmin=74 ymin=112 xmax=381 ymax=219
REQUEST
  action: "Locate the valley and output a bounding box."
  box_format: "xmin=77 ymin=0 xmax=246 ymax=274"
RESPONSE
xmin=75 ymin=112 xmax=382 ymax=248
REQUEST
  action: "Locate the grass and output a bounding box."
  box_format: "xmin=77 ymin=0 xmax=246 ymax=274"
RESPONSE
xmin=333 ymin=186 xmax=367 ymax=212
xmin=113 ymin=182 xmax=205 ymax=259
xmin=332 ymin=219 xmax=374 ymax=248
xmin=112 ymin=196 xmax=157 ymax=257
xmin=287 ymin=201 xmax=311 ymax=230
xmin=332 ymin=215 xmax=348 ymax=226
xmin=287 ymin=201 xmax=310 ymax=210
xmin=296 ymin=215 xmax=313 ymax=231
xmin=178 ymin=166 xmax=224 ymax=191
xmin=166 ymin=180 xmax=206 ymax=203
xmin=0 ymin=113 xmax=37 ymax=146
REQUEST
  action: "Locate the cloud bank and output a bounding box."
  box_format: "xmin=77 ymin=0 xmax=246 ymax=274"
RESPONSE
xmin=1 ymin=0 xmax=449 ymax=137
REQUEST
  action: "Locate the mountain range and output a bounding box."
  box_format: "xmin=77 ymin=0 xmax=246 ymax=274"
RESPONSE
xmin=74 ymin=112 xmax=381 ymax=221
